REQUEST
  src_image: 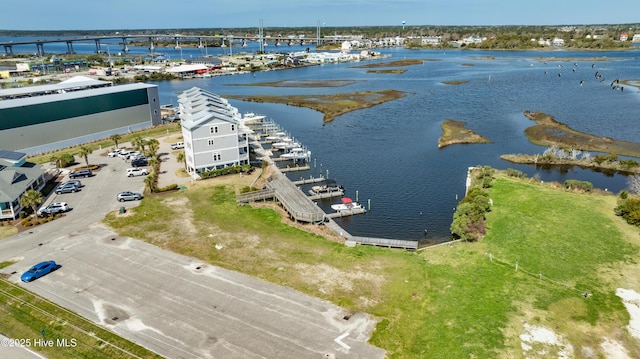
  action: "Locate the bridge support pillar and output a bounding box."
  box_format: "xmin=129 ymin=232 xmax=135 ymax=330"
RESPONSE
xmin=65 ymin=41 xmax=75 ymax=54
xmin=149 ymin=37 xmax=155 ymax=53
xmin=122 ymin=37 xmax=129 ymax=53
xmin=36 ymin=43 xmax=45 ymax=56
xmin=94 ymin=39 xmax=102 ymax=53
xmin=3 ymin=44 xmax=13 ymax=56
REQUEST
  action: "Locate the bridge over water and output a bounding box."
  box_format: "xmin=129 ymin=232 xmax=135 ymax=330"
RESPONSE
xmin=0 ymin=33 xmax=349 ymax=56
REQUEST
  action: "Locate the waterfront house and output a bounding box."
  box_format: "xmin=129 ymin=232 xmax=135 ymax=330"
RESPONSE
xmin=177 ymin=88 xmax=249 ymax=177
xmin=0 ymin=150 xmax=46 ymax=220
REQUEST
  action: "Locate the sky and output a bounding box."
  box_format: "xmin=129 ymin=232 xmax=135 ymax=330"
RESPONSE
xmin=3 ymin=0 xmax=640 ymax=31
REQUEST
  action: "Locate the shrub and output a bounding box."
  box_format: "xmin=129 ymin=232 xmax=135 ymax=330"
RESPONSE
xmin=506 ymin=168 xmax=527 ymax=178
xmin=156 ymin=184 xmax=179 ymax=192
xmin=564 ymin=179 xmax=593 ymax=192
xmin=38 ymin=218 xmax=48 ymax=225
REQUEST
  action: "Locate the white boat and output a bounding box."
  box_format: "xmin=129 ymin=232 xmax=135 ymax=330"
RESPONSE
xmin=331 ymin=197 xmax=365 ymax=212
xmin=308 ymin=181 xmax=343 ymax=195
xmin=272 ymin=138 xmax=299 ymax=150
xmin=281 ymin=148 xmax=310 ymax=160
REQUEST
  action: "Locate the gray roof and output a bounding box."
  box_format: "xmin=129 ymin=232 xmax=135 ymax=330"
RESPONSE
xmin=0 ymin=159 xmax=44 ymax=202
xmin=0 ymin=149 xmax=26 ymax=161
xmin=0 ymin=82 xmax=157 ymax=109
xmin=0 ymin=76 xmax=112 ymax=99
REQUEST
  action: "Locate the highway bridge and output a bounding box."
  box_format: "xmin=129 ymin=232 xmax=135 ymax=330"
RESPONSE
xmin=0 ymin=33 xmax=343 ymax=56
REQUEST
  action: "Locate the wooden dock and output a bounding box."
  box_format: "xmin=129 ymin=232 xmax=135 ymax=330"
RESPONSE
xmin=291 ymin=176 xmax=325 ymax=186
xmin=280 ymin=165 xmax=310 ymax=173
xmin=349 ymin=237 xmax=428 ymax=250
xmin=265 ymin=169 xmax=326 ymax=223
xmin=308 ymin=190 xmax=344 ymax=200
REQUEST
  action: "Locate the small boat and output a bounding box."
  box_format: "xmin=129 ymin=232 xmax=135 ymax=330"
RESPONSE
xmin=331 ymin=197 xmax=365 ymax=212
xmin=308 ymin=181 xmax=343 ymax=195
xmin=272 ymin=139 xmax=299 ymax=150
xmin=281 ymin=147 xmax=311 ymax=160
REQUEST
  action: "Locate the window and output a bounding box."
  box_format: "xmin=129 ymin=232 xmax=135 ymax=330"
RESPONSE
xmin=210 ymin=126 xmax=218 ymax=134
xmin=208 ymin=139 xmax=215 ymax=146
xmin=213 ymin=152 xmax=221 ymax=161
xmin=231 ymin=124 xmax=235 ymax=131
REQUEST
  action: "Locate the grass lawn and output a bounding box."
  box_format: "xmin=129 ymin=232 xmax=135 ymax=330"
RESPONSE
xmin=100 ymin=173 xmax=640 ymax=358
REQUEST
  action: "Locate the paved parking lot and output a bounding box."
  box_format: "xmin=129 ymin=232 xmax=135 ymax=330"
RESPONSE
xmin=0 ymin=147 xmax=385 ymax=358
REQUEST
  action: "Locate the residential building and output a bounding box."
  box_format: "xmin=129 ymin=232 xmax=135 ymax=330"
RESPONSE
xmin=0 ymin=76 xmax=162 ymax=155
xmin=177 ymin=87 xmax=249 ymax=177
xmin=0 ymin=150 xmax=46 ymax=220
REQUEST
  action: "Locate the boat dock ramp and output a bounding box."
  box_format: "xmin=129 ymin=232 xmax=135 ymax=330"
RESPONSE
xmin=241 ymin=115 xmax=426 ymax=250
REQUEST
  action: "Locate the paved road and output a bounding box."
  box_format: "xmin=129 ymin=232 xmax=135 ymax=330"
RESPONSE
xmin=0 ymin=147 xmax=385 ymax=358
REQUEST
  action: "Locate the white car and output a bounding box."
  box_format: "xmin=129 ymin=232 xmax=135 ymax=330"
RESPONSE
xmin=171 ymin=142 xmax=185 ymax=150
xmin=126 ymin=168 xmax=149 ymax=177
xmin=108 ymin=149 xmax=123 ymax=157
xmin=38 ymin=202 xmax=70 ymax=215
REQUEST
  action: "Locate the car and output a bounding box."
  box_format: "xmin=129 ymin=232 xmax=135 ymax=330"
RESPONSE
xmin=171 ymin=142 xmax=185 ymax=150
xmin=69 ymin=169 xmax=93 ymax=178
xmin=118 ymin=150 xmax=132 ymax=160
xmin=126 ymin=167 xmax=149 ymax=177
xmin=55 ymin=183 xmax=80 ymax=194
xmin=117 ymin=191 xmax=143 ymax=202
xmin=20 ymin=260 xmax=60 ymax=282
xmin=108 ymin=149 xmax=123 ymax=157
xmin=62 ymin=179 xmax=84 ymax=188
xmin=37 ymin=202 xmax=69 ymax=215
xmin=131 ymin=158 xmax=148 ymax=167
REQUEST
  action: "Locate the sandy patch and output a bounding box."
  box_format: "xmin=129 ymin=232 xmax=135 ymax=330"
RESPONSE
xmin=600 ymin=337 xmax=631 ymax=359
xmin=520 ymin=323 xmax=574 ymax=358
xmin=161 ymin=196 xmax=197 ymax=237
xmin=615 ymin=288 xmax=640 ymax=339
xmin=294 ymin=263 xmax=384 ymax=307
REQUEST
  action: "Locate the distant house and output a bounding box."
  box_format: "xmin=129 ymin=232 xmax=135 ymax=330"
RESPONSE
xmin=633 ymin=34 xmax=640 ymax=43
xmin=552 ymin=37 xmax=566 ymax=46
xmin=620 ymin=33 xmax=629 ymax=41
xmin=0 ymin=150 xmax=46 ymax=220
xmin=177 ymin=88 xmax=249 ymax=177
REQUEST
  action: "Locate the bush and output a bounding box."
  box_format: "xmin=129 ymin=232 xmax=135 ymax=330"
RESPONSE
xmin=506 ymin=168 xmax=527 ymax=178
xmin=156 ymin=184 xmax=179 ymax=192
xmin=564 ymin=179 xmax=593 ymax=192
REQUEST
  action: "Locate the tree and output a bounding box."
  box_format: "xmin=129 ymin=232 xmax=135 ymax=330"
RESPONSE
xmin=109 ymin=134 xmax=122 ymax=149
xmin=143 ymin=174 xmax=156 ymax=193
xmin=19 ymin=189 xmax=44 ymax=218
xmin=176 ymin=151 xmax=186 ymax=170
xmin=146 ymin=138 xmax=159 ymax=157
xmin=132 ymin=135 xmax=146 ymax=153
xmin=147 ymin=156 xmax=159 ymax=175
xmin=50 ymin=154 xmax=63 ymax=168
xmin=76 ymin=146 xmax=93 ymax=169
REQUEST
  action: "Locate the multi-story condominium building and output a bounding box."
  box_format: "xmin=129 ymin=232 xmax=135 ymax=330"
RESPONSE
xmin=177 ymin=87 xmax=249 ymax=176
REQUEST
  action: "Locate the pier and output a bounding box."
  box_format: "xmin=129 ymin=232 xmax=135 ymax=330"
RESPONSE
xmin=240 ymin=115 xmax=427 ymax=250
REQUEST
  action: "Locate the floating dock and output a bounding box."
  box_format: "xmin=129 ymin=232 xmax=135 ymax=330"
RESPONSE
xmin=280 ymin=165 xmax=311 ymax=172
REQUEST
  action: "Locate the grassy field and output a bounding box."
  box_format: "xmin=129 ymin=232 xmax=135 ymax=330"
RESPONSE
xmin=0 ymin=262 xmax=162 ymax=359
xmin=100 ymin=173 xmax=640 ymax=358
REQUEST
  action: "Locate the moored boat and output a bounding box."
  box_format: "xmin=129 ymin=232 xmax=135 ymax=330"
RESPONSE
xmin=331 ymin=197 xmax=365 ymax=212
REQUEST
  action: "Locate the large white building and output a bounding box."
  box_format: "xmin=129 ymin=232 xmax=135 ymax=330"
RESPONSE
xmin=0 ymin=76 xmax=162 ymax=155
xmin=177 ymin=87 xmax=249 ymax=176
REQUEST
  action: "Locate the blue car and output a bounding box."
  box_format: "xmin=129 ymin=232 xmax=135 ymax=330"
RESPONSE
xmin=20 ymin=260 xmax=60 ymax=282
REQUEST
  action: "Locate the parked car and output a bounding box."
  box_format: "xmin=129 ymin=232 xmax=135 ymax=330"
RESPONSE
xmin=126 ymin=168 xmax=149 ymax=177
xmin=21 ymin=260 xmax=61 ymax=282
xmin=37 ymin=202 xmax=70 ymax=215
xmin=108 ymin=149 xmax=123 ymax=157
xmin=117 ymin=191 xmax=143 ymax=202
xmin=69 ymin=169 xmax=92 ymax=178
xmin=55 ymin=183 xmax=80 ymax=194
xmin=171 ymin=142 xmax=185 ymax=150
xmin=118 ymin=150 xmax=132 ymax=160
xmin=62 ymin=179 xmax=84 ymax=188
xmin=131 ymin=158 xmax=148 ymax=167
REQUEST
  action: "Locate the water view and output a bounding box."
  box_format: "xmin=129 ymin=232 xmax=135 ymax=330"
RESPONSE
xmin=5 ymin=38 xmax=639 ymax=242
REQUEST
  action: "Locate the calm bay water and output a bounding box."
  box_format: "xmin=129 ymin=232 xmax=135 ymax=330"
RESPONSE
xmin=4 ymin=37 xmax=639 ymax=242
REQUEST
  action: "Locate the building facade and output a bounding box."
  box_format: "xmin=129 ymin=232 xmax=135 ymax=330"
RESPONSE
xmin=178 ymin=87 xmax=249 ymax=177
xmin=0 ymin=150 xmax=46 ymax=220
xmin=0 ymin=77 xmax=162 ymax=155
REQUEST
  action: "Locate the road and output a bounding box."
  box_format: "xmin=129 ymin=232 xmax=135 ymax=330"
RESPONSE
xmin=0 ymin=146 xmax=385 ymax=359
